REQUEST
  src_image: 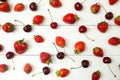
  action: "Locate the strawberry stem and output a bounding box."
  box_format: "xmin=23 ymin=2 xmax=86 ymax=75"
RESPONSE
xmin=14 ymin=20 xmax=25 ymax=25
xmin=107 ymin=64 xmax=117 ymax=78
xmin=48 ymin=9 xmax=53 ymax=22
xmin=71 ymin=66 xmax=82 ymax=69
xmin=97 ymin=2 xmax=107 ymax=13
xmin=64 ymin=48 xmax=75 ymax=62
xmin=32 ymin=71 xmax=43 ymax=77
xmin=84 ymin=33 xmax=94 ymax=41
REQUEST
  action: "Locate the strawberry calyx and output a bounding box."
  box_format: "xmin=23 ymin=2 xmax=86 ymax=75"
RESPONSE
xmin=96 ymin=70 xmax=101 ymax=76
xmin=56 ymin=70 xmax=60 ymax=76
xmin=49 ymin=0 xmax=53 ymax=5
xmin=74 ymin=14 xmax=79 ymax=21
xmin=115 ymin=16 xmax=120 ymax=20
xmin=46 ymin=59 xmax=52 ymax=65
xmin=74 ymin=49 xmax=80 ymax=54
xmin=18 ymin=39 xmax=24 ymax=44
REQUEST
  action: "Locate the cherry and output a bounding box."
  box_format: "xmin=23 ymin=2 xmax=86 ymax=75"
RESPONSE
xmin=79 ymin=25 xmax=94 ymax=41
xmin=52 ymin=42 xmax=75 ymax=62
xmin=14 ymin=20 xmax=32 ymax=32
xmin=105 ymin=12 xmax=113 ymax=20
xmin=29 ymin=0 xmax=41 ymax=11
xmin=74 ymin=2 xmax=83 ymax=11
xmin=0 ymin=44 xmax=3 ymax=52
xmin=103 ymin=57 xmax=117 ymax=78
xmin=0 ymin=0 xmax=7 ymax=2
xmin=48 ymin=9 xmax=58 ymax=29
xmin=32 ymin=66 xmax=50 ymax=77
xmin=6 ymin=51 xmax=15 ymax=70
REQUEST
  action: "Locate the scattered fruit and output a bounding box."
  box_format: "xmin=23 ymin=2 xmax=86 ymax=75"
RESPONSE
xmin=40 ymin=52 xmax=52 ymax=65
xmin=74 ymin=41 xmax=85 ymax=54
xmin=34 ymin=35 xmax=44 ymax=43
xmin=71 ymin=59 xmax=89 ymax=69
xmin=97 ymin=21 xmax=108 ymax=33
xmin=29 ymin=0 xmax=41 ymax=11
xmin=90 ymin=3 xmax=100 ymax=14
xmin=108 ymin=37 xmax=120 ymax=46
xmin=0 ymin=2 xmax=10 ymax=12
xmin=0 ymin=44 xmax=3 ymax=51
xmin=24 ymin=63 xmax=32 ymax=74
xmin=109 ymin=0 xmax=118 ymax=5
xmin=14 ymin=3 xmax=24 ymax=12
xmin=56 ymin=68 xmax=69 ymax=78
xmin=32 ymin=66 xmax=50 ymax=77
xmin=14 ymin=39 xmax=28 ymax=54
xmin=49 ymin=0 xmax=62 ymax=8
xmin=33 ymin=15 xmax=44 ymax=25
xmin=93 ymin=47 xmax=104 ymax=57
xmin=92 ymin=70 xmax=101 ymax=80
xmin=114 ymin=15 xmax=120 ymax=26
xmin=78 ymin=25 xmax=94 ymax=41
xmin=14 ymin=20 xmax=32 ymax=32
xmin=103 ymin=57 xmax=117 ymax=78
xmin=6 ymin=51 xmax=15 ymax=70
xmin=48 ymin=9 xmax=58 ymax=29
xmin=63 ymin=13 xmax=79 ymax=24
xmin=0 ymin=64 xmax=8 ymax=73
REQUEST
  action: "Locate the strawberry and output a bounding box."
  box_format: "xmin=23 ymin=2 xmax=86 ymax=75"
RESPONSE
xmin=97 ymin=21 xmax=108 ymax=33
xmin=63 ymin=13 xmax=79 ymax=24
xmin=24 ymin=63 xmax=32 ymax=74
xmin=14 ymin=3 xmax=24 ymax=12
xmin=2 ymin=22 xmax=15 ymax=33
xmin=14 ymin=39 xmax=28 ymax=54
xmin=55 ymin=36 xmax=65 ymax=48
xmin=33 ymin=15 xmax=44 ymax=25
xmin=49 ymin=0 xmax=62 ymax=8
xmin=40 ymin=52 xmax=52 ymax=65
xmin=93 ymin=47 xmax=104 ymax=57
xmin=109 ymin=0 xmax=118 ymax=5
xmin=74 ymin=41 xmax=85 ymax=54
xmin=90 ymin=3 xmax=100 ymax=14
xmin=34 ymin=35 xmax=44 ymax=43
xmin=108 ymin=37 xmax=120 ymax=46
xmin=56 ymin=68 xmax=69 ymax=77
xmin=92 ymin=70 xmax=101 ymax=80
xmin=0 ymin=64 xmax=8 ymax=73
xmin=114 ymin=15 xmax=120 ymax=26
xmin=0 ymin=2 xmax=10 ymax=12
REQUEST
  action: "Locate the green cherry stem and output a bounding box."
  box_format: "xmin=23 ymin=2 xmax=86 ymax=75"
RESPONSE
xmin=97 ymin=2 xmax=107 ymax=13
xmin=107 ymin=64 xmax=117 ymax=78
xmin=48 ymin=9 xmax=53 ymax=22
xmin=63 ymin=48 xmax=75 ymax=62
xmin=84 ymin=33 xmax=95 ymax=41
xmin=37 ymin=0 xmax=42 ymax=6
xmin=52 ymin=42 xmax=59 ymax=53
xmin=12 ymin=59 xmax=15 ymax=70
xmin=14 ymin=20 xmax=25 ymax=25
xmin=32 ymin=71 xmax=43 ymax=77
xmin=71 ymin=66 xmax=82 ymax=70
xmin=81 ymin=0 xmax=87 ymax=4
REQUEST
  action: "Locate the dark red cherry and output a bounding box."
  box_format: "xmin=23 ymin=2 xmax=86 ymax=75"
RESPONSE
xmin=50 ymin=22 xmax=58 ymax=29
xmin=29 ymin=2 xmax=37 ymax=11
xmin=74 ymin=2 xmax=83 ymax=11
xmin=103 ymin=57 xmax=111 ymax=64
xmin=43 ymin=66 xmax=50 ymax=75
xmin=81 ymin=60 xmax=89 ymax=68
xmin=79 ymin=25 xmax=87 ymax=33
xmin=105 ymin=12 xmax=113 ymax=20
xmin=23 ymin=25 xmax=32 ymax=32
xmin=57 ymin=52 xmax=65 ymax=59
xmin=6 ymin=51 xmax=15 ymax=59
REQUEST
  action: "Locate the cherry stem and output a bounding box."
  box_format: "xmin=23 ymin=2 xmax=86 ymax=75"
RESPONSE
xmin=52 ymin=42 xmax=59 ymax=53
xmin=97 ymin=2 xmax=107 ymax=13
xmin=11 ymin=59 xmax=15 ymax=70
xmin=48 ymin=9 xmax=53 ymax=22
xmin=37 ymin=0 xmax=42 ymax=6
xmin=71 ymin=66 xmax=82 ymax=70
xmin=84 ymin=33 xmax=94 ymax=41
xmin=14 ymin=20 xmax=25 ymax=25
xmin=81 ymin=0 xmax=87 ymax=4
xmin=107 ymin=64 xmax=117 ymax=78
xmin=32 ymin=71 xmax=43 ymax=77
xmin=63 ymin=48 xmax=75 ymax=62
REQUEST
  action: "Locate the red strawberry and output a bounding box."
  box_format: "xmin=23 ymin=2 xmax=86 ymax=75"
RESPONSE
xmin=93 ymin=47 xmax=104 ymax=57
xmin=63 ymin=13 xmax=79 ymax=24
xmin=74 ymin=41 xmax=85 ymax=54
xmin=92 ymin=70 xmax=101 ymax=80
xmin=0 ymin=64 xmax=8 ymax=73
xmin=0 ymin=2 xmax=10 ymax=12
xmin=114 ymin=15 xmax=120 ymax=26
xmin=55 ymin=36 xmax=65 ymax=48
xmin=33 ymin=15 xmax=44 ymax=25
xmin=49 ymin=0 xmax=62 ymax=8
xmin=24 ymin=63 xmax=32 ymax=74
xmin=14 ymin=3 xmax=24 ymax=12
xmin=40 ymin=52 xmax=52 ymax=65
xmin=56 ymin=68 xmax=69 ymax=77
xmin=109 ymin=0 xmax=118 ymax=5
xmin=90 ymin=3 xmax=100 ymax=14
xmin=108 ymin=37 xmax=120 ymax=46
xmin=14 ymin=39 xmax=28 ymax=54
xmin=97 ymin=21 xmax=108 ymax=33
xmin=2 ymin=22 xmax=15 ymax=33
xmin=34 ymin=35 xmax=44 ymax=43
